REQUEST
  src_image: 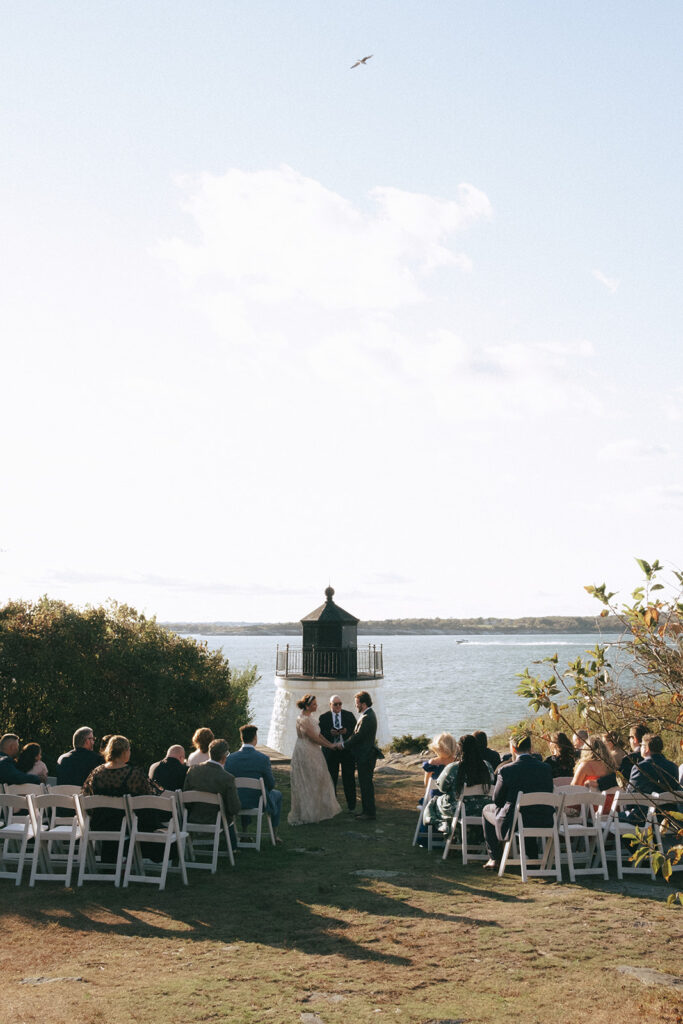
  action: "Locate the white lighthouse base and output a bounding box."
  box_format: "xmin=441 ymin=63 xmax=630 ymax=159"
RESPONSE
xmin=267 ymin=675 xmax=389 ymax=757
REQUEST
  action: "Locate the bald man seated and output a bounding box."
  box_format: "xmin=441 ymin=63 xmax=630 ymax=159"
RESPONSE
xmin=149 ymin=745 xmax=188 ymax=791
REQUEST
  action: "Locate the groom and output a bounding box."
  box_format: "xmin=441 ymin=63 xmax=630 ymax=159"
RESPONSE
xmin=340 ymin=690 xmax=379 ymax=821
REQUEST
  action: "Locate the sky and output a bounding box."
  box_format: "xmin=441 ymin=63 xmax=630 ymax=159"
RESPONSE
xmin=1 ymin=1 xmax=681 ymax=623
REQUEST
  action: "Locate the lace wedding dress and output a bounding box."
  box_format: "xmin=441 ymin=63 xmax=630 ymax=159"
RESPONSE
xmin=288 ymin=714 xmax=342 ymax=825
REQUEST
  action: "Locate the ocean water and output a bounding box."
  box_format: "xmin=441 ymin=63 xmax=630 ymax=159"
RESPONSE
xmin=195 ymin=632 xmax=622 ymax=742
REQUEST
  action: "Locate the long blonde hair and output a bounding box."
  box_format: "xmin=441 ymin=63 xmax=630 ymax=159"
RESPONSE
xmin=580 ymin=734 xmax=615 ymax=769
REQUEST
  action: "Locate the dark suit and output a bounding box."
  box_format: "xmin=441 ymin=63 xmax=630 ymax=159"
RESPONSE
xmin=0 ymin=753 xmax=36 ymax=786
xmin=150 ymin=756 xmax=188 ymax=792
xmin=343 ymin=707 xmax=378 ymax=818
xmin=183 ymin=760 xmax=241 ymax=823
xmin=319 ymin=708 xmax=357 ymax=810
xmin=482 ymin=753 xmax=554 ymax=862
xmin=56 ymin=747 xmax=103 ymax=787
xmin=629 ymin=754 xmax=680 ymax=796
xmin=224 ymin=745 xmax=282 ymax=827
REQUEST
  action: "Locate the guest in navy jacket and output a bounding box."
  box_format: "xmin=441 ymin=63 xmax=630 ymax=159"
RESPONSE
xmin=629 ymin=734 xmax=679 ymax=796
xmin=0 ymin=733 xmax=37 ymax=785
xmin=482 ymin=733 xmax=554 ymax=868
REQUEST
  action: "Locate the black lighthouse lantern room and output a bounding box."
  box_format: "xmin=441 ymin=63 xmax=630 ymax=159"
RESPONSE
xmin=275 ymin=587 xmax=383 ymax=681
xmin=301 ymin=586 xmax=359 ymax=651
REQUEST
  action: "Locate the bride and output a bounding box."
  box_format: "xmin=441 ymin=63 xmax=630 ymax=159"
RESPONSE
xmin=288 ymin=694 xmax=343 ymax=825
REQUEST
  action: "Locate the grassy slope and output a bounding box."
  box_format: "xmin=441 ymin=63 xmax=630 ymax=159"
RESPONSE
xmin=2 ymin=761 xmax=682 ymax=1024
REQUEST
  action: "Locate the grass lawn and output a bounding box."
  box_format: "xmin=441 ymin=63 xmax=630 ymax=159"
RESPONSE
xmin=2 ymin=758 xmax=682 ymax=1024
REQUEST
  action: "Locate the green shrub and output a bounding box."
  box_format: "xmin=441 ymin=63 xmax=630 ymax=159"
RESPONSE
xmin=0 ymin=597 xmax=256 ymax=768
xmin=388 ymin=733 xmax=431 ymax=754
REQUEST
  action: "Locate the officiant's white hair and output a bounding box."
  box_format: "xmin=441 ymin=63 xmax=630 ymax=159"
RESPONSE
xmin=330 ymin=694 xmax=342 ymax=704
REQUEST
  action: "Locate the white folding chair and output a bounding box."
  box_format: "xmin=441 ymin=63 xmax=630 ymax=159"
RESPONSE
xmin=233 ymin=778 xmax=275 ymax=850
xmin=442 ymin=785 xmax=490 ymax=864
xmin=557 ymin=788 xmax=609 ymax=881
xmin=0 ymin=794 xmax=36 ymax=885
xmin=602 ymin=791 xmax=661 ymax=880
xmin=650 ymin=792 xmax=683 ymax=875
xmin=75 ymin=794 xmax=129 ymax=886
xmin=123 ymin=794 xmax=188 ymax=889
xmin=412 ymin=775 xmax=438 ymax=850
xmin=4 ymin=782 xmax=46 ymax=796
xmin=27 ymin=793 xmax=80 ymax=886
xmin=180 ymin=790 xmax=235 ymax=871
xmin=499 ymin=792 xmax=564 ymax=881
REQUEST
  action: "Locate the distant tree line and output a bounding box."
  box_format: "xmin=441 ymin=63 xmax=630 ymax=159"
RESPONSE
xmin=162 ymin=615 xmax=623 ymax=636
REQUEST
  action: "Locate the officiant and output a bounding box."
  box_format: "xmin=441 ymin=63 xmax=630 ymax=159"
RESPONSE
xmin=319 ymin=694 xmax=357 ymax=812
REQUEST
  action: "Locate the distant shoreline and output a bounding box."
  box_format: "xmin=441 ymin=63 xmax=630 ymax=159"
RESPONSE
xmin=162 ymin=615 xmax=622 ymax=637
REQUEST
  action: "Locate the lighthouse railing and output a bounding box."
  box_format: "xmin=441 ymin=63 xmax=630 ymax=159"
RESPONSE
xmin=275 ymin=644 xmax=383 ymax=679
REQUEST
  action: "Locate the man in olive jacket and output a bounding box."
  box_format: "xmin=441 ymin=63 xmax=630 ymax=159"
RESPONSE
xmin=183 ymin=739 xmax=241 ymax=825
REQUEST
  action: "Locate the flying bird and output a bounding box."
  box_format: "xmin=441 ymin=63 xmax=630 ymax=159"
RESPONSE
xmin=351 ymin=55 xmax=373 ymax=68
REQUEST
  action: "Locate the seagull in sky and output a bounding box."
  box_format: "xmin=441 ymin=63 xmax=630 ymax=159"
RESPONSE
xmin=351 ymin=55 xmax=373 ymax=68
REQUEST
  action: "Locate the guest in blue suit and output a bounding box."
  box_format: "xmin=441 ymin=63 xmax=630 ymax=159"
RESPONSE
xmin=224 ymin=725 xmax=283 ymax=842
xmin=628 ymin=734 xmax=679 ymax=796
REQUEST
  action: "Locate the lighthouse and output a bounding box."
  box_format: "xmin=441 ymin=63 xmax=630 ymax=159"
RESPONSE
xmin=267 ymin=586 xmax=387 ymax=756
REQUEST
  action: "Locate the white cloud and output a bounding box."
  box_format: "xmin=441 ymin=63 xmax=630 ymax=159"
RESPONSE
xmin=592 ymin=269 xmax=620 ymax=294
xmin=157 ymin=166 xmax=491 ymax=313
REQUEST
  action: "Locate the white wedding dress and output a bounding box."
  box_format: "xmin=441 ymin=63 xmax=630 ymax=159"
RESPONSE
xmin=288 ymin=714 xmax=342 ymax=825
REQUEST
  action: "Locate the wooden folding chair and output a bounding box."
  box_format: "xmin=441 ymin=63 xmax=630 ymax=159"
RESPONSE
xmin=442 ymin=784 xmax=490 ymax=864
xmin=27 ymin=793 xmax=80 ymax=886
xmin=0 ymin=794 xmax=36 ymax=885
xmin=233 ymin=778 xmax=275 ymax=850
xmin=75 ymin=794 xmax=129 ymax=886
xmin=123 ymin=794 xmax=188 ymax=889
xmin=180 ymin=790 xmax=235 ymax=871
xmin=499 ymin=792 xmax=564 ymax=881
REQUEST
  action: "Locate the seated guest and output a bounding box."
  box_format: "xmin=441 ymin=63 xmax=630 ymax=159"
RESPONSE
xmin=620 ymin=723 xmax=649 ymax=779
xmin=57 ymin=726 xmax=104 ymax=786
xmin=602 ymin=731 xmax=625 ymax=769
xmin=481 ymin=732 xmax=554 ymax=870
xmin=149 ymin=745 xmax=188 ymax=791
xmin=423 ymin=733 xmax=458 ymax=788
xmin=0 ymin=733 xmax=37 ymax=785
xmin=183 ymin=738 xmax=241 ymax=826
xmin=588 ymin=722 xmax=651 ymax=793
xmin=187 ymin=727 xmax=214 ymax=766
xmin=571 ymin=734 xmax=615 ymax=787
xmin=424 ymin=733 xmax=495 ymax=834
xmin=474 ymin=730 xmax=501 ymax=770
xmin=571 ymin=734 xmax=617 ymax=812
xmin=82 ymin=735 xmax=163 ymax=861
xmin=225 ymin=725 xmax=283 ymax=843
xmin=572 ymin=729 xmax=589 ymax=752
xmin=16 ymin=742 xmax=48 ymax=783
xmin=629 ymin=734 xmax=680 ymax=797
xmin=543 ymin=732 xmax=576 ymax=779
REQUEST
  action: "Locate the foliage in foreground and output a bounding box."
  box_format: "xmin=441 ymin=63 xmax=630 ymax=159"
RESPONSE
xmin=0 ymin=597 xmax=257 ymax=767
xmin=516 ymin=558 xmax=683 ymax=902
